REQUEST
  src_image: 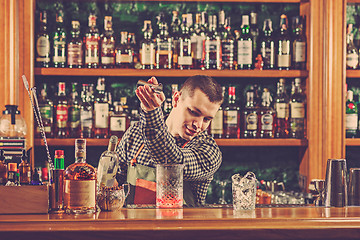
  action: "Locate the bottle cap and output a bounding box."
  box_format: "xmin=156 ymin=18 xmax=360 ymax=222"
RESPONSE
xmin=55 ymin=150 xmax=64 ymax=158
xmin=54 ymin=150 xmax=65 ymax=170
xmin=8 ymin=162 xmax=17 ymax=172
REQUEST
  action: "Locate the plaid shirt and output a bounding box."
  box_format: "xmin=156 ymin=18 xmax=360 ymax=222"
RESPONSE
xmin=116 ymin=107 xmax=222 ymax=205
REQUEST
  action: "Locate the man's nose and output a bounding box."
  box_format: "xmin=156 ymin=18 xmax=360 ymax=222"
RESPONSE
xmin=192 ymin=118 xmax=203 ymax=130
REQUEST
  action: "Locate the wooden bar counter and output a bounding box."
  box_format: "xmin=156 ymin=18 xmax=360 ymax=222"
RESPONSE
xmin=1 ymin=206 xmax=360 ymax=240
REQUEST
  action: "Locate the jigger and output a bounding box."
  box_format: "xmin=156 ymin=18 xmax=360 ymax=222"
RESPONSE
xmin=312 ymin=179 xmax=325 ymax=206
xmin=324 ymin=159 xmax=348 ymax=207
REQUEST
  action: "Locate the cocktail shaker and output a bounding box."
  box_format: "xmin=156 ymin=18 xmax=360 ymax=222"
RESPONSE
xmin=349 ymin=168 xmax=360 ymax=206
xmin=324 ymin=159 xmax=348 ymax=207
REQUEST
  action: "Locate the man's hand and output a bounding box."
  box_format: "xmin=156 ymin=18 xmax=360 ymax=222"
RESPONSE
xmin=135 ymin=76 xmax=166 ymax=112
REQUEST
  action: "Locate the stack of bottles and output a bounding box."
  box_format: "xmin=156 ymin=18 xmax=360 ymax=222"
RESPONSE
xmin=35 ymin=9 xmax=307 ymax=71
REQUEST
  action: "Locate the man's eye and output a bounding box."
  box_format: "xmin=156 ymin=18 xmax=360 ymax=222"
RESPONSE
xmin=204 ymin=118 xmax=211 ymax=123
xmin=189 ymin=109 xmax=199 ymax=116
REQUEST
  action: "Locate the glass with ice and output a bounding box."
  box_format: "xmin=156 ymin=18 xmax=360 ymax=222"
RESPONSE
xmin=232 ymin=172 xmax=257 ymax=210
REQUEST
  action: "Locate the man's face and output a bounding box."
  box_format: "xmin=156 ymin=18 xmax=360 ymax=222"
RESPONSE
xmin=169 ymin=88 xmax=221 ymax=141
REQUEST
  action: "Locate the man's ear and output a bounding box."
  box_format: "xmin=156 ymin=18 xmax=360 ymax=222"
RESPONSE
xmin=172 ymin=91 xmax=181 ymax=108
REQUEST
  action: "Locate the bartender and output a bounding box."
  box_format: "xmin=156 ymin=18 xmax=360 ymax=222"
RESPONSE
xmin=116 ymin=75 xmax=223 ymax=206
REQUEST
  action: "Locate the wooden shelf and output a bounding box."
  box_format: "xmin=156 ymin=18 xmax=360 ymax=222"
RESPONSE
xmin=346 ymin=70 xmax=360 ymax=78
xmin=34 ymin=138 xmax=307 ymax=147
xmin=34 ymin=68 xmax=309 ymax=78
xmin=346 ymin=138 xmax=360 ymax=146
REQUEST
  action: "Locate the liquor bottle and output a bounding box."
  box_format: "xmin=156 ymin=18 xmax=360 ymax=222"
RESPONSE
xmin=250 ymin=11 xmax=259 ymax=59
xmin=289 ymin=78 xmax=306 ymax=139
xmin=51 ymin=150 xmax=65 ymax=212
xmin=155 ymin=13 xmax=172 ymax=69
xmin=129 ymin=33 xmax=141 ymax=69
xmin=84 ymin=14 xmax=100 ymax=68
xmin=109 ymin=103 xmax=130 ymax=138
xmin=170 ymin=11 xmax=181 ymax=69
xmin=260 ymin=19 xmax=275 ymax=69
xmin=80 ymin=84 xmax=94 ymax=138
xmin=223 ymin=86 xmax=240 ymax=138
xmin=211 ymin=86 xmax=225 ymax=138
xmin=67 ymin=20 xmax=83 ymax=68
xmin=94 ymin=77 xmax=109 ymax=138
xmin=115 ymin=31 xmax=133 ymax=68
xmin=237 ymin=15 xmax=253 ymax=70
xmin=346 ymin=89 xmax=358 ymax=138
xmin=97 ymin=135 xmax=119 ymax=188
xmin=19 ymin=149 xmax=31 ymax=185
xmin=178 ymin=14 xmax=193 ymax=70
xmin=68 ymin=83 xmax=81 ymax=138
xmin=0 ymin=150 xmax=7 ymax=185
xmin=191 ymin=12 xmax=207 ymax=69
xmin=346 ymin=24 xmax=359 ymax=70
xmin=35 ymin=83 xmax=54 ymax=138
xmin=203 ymin=15 xmax=221 ymax=70
xmin=55 ymin=82 xmax=69 ymax=138
xmin=52 ymin=10 xmax=66 ymax=68
xmin=30 ymin=167 xmax=43 ymax=185
xmin=220 ymin=13 xmax=235 ymax=70
xmin=64 ymin=139 xmax=97 ymax=214
xmin=35 ymin=10 xmax=50 ymax=67
xmin=274 ymin=78 xmax=290 ymax=138
xmin=140 ymin=20 xmax=155 ymax=69
xmin=258 ymin=88 xmax=275 ymax=138
xmin=243 ymin=86 xmax=258 ymax=138
xmin=7 ymin=163 xmax=18 ymax=185
xmin=277 ymin=14 xmax=291 ymax=70
xmin=292 ymin=16 xmax=307 ymax=70
xmin=100 ymin=16 xmax=115 ymax=68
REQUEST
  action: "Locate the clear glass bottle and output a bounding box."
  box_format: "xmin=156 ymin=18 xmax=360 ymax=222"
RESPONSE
xmin=67 ymin=20 xmax=83 ymax=68
xmin=19 ymin=149 xmax=31 ymax=185
xmin=260 ymin=19 xmax=275 ymax=69
xmin=100 ymin=16 xmax=115 ymax=68
xmin=258 ymin=88 xmax=275 ymax=138
xmin=0 ymin=150 xmax=7 ymax=185
xmin=346 ymin=24 xmax=359 ymax=70
xmin=115 ymin=31 xmax=134 ymax=68
xmin=178 ymin=14 xmax=193 ymax=70
xmin=170 ymin=11 xmax=181 ymax=69
xmin=224 ymin=86 xmax=240 ymax=138
xmin=64 ymin=139 xmax=97 ymax=214
xmin=250 ymin=11 xmax=259 ymax=59
xmin=203 ymin=14 xmax=221 ymax=70
xmin=289 ymin=78 xmax=306 ymax=139
xmin=0 ymin=105 xmax=27 ymax=138
xmin=237 ymin=15 xmax=253 ymax=69
xmin=52 ymin=9 xmax=66 ymax=68
xmin=97 ymin=135 xmax=119 ymax=188
xmin=274 ymin=78 xmax=290 ymax=138
xmin=220 ymin=13 xmax=235 ymax=70
xmin=346 ymin=89 xmax=358 ymax=138
xmin=292 ymin=16 xmax=307 ymax=70
xmin=140 ymin=20 xmax=155 ymax=69
xmin=36 ymin=83 xmax=54 ymax=138
xmin=68 ymin=82 xmax=81 ymax=138
xmin=55 ymin=82 xmax=69 ymax=138
xmin=211 ymin=86 xmax=225 ymax=139
xmin=109 ymin=104 xmax=130 ymax=138
xmin=80 ymin=84 xmax=94 ymax=138
xmin=155 ymin=13 xmax=172 ymax=69
xmin=277 ymin=14 xmax=291 ymax=70
xmin=84 ymin=14 xmax=100 ymax=68
xmin=93 ymin=77 xmax=109 ymax=139
xmin=35 ymin=10 xmax=50 ymax=67
xmin=242 ymin=86 xmax=258 ymax=138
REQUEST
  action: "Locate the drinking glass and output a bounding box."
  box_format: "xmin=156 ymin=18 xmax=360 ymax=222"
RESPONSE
xmin=232 ymin=172 xmax=257 ymax=210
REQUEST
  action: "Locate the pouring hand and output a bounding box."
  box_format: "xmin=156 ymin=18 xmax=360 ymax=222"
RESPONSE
xmin=135 ymin=76 xmax=166 ymax=112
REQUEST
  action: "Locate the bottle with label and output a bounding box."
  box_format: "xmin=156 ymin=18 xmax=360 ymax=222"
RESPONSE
xmin=0 ymin=150 xmax=7 ymax=185
xmin=100 ymin=16 xmax=115 ymax=68
xmin=109 ymin=103 xmax=130 ymax=138
xmin=55 ymin=82 xmax=69 ymax=138
xmin=277 ymin=14 xmax=291 ymax=70
xmin=128 ymin=33 xmax=140 ymax=69
xmin=155 ymin=13 xmax=172 ymax=69
xmin=35 ymin=83 xmax=54 ymax=138
xmin=220 ymin=13 xmax=235 ymax=70
xmin=258 ymin=88 xmax=275 ymax=138
xmin=289 ymin=78 xmax=306 ymax=139
xmin=84 ymin=14 xmax=100 ymax=68
xmin=211 ymin=86 xmax=225 ymax=139
xmin=6 ymin=163 xmax=18 ymax=185
xmin=203 ymin=15 xmax=221 ymax=70
xmin=80 ymin=84 xmax=94 ymax=138
xmin=292 ymin=16 xmax=307 ymax=70
xmin=50 ymin=150 xmax=65 ymax=212
xmin=140 ymin=20 xmax=155 ymax=69
xmin=250 ymin=11 xmax=259 ymax=60
xmin=178 ymin=14 xmax=193 ymax=70
xmin=243 ymin=86 xmax=258 ymax=138
xmin=346 ymin=24 xmax=359 ymax=70
xmin=52 ymin=10 xmax=66 ymax=68
xmin=224 ymin=86 xmax=240 ymax=138
xmin=35 ymin=10 xmax=50 ymax=67
xmin=260 ymin=19 xmax=275 ymax=69
xmin=191 ymin=12 xmax=207 ymax=69
xmin=67 ymin=20 xmax=83 ymax=68
xmin=64 ymin=139 xmax=97 ymax=214
xmin=97 ymin=135 xmax=119 ymax=188
xmin=115 ymin=31 xmax=134 ymax=68
xmin=346 ymin=89 xmax=358 ymax=138
xmin=68 ymin=83 xmax=81 ymax=138
xmin=237 ymin=15 xmax=253 ymax=69
xmin=94 ymin=77 xmax=109 ymax=139
xmin=19 ymin=149 xmax=31 ymax=185
xmin=170 ymin=11 xmax=181 ymax=69
xmin=274 ymin=78 xmax=290 ymax=138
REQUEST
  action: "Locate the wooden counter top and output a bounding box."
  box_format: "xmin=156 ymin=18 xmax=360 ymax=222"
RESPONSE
xmin=1 ymin=207 xmax=360 ymax=240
